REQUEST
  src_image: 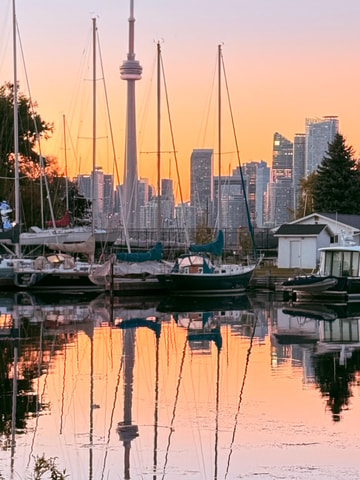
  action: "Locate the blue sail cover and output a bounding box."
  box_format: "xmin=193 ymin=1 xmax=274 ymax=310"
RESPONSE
xmin=189 ymin=230 xmax=224 ymax=256
xmin=116 ymin=242 xmax=163 ymax=262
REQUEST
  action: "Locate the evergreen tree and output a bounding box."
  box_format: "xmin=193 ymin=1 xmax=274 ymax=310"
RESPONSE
xmin=313 ymin=133 xmax=360 ymax=214
xmin=296 ymin=172 xmax=316 ymax=218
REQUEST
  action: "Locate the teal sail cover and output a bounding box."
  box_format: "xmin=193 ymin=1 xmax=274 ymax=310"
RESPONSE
xmin=116 ymin=242 xmax=163 ymax=262
xmin=189 ymin=230 xmax=224 ymax=256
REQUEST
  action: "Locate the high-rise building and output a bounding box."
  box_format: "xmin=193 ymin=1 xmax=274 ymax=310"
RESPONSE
xmin=269 ymin=132 xmax=294 ymax=227
xmin=103 ymin=174 xmax=114 ymax=214
xmin=77 ymin=174 xmax=92 ymax=200
xmin=254 ymin=161 xmax=270 ymax=228
xmin=305 ymin=116 xmax=339 ymax=175
xmin=293 ymin=133 xmax=306 ymax=215
xmin=272 ymin=132 xmax=293 ymax=182
xmin=241 ymin=162 xmax=259 ymax=227
xmin=213 ymin=175 xmax=248 ymax=230
xmin=161 ymin=178 xmax=175 ymax=226
xmin=138 ymin=178 xmax=150 ymax=211
xmin=92 ymin=168 xmax=104 ymax=227
xmin=77 ymin=168 xmax=104 ymax=227
xmin=190 ymin=149 xmax=213 ymax=227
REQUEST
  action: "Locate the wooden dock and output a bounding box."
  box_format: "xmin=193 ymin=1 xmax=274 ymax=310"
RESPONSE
xmin=249 ymin=266 xmax=312 ymax=290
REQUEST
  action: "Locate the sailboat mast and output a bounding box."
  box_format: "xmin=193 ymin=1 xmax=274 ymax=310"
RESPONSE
xmin=12 ymin=0 xmax=20 ymax=257
xmin=217 ymin=44 xmax=222 ymax=232
xmin=63 ymin=115 xmax=69 ymax=211
xmin=92 ymin=17 xmax=97 ymax=235
xmin=157 ymin=41 xmax=161 ymax=241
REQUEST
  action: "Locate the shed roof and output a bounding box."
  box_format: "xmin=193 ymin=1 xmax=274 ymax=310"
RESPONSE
xmin=320 ymin=213 xmax=360 ymax=230
xmin=274 ymin=223 xmax=327 ymax=236
xmin=289 ymin=212 xmax=360 ymax=231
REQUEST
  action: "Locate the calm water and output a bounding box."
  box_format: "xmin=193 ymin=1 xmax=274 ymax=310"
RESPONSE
xmin=1 ymin=289 xmax=360 ymax=480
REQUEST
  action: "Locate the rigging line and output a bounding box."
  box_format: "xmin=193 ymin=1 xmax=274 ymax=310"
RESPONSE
xmin=23 ymin=314 xmax=43 ymax=467
xmin=73 ymin=27 xmax=94 ymax=174
xmin=96 ymin=27 xmax=131 ymax=252
xmin=60 ymin=343 xmax=67 ymax=435
xmin=160 ymin=52 xmax=190 ymax=247
xmin=153 ymin=331 xmax=160 ymax=479
xmin=161 ymin=336 xmax=187 ymax=480
xmin=224 ymin=314 xmax=258 ymax=479
xmin=100 ymin=353 xmax=124 ymax=480
xmin=214 ymin=346 xmax=220 ymax=480
xmin=27 ymin=331 xmax=59 ymax=469
xmin=198 ymin=53 xmax=217 ymax=148
xmin=96 ymin=33 xmax=130 ymax=252
xmin=138 ymin=50 xmax=156 ymax=155
xmin=220 ymin=53 xmax=256 ymax=256
xmin=96 ymin=28 xmax=118 ymax=183
xmin=16 ymin=22 xmax=57 ymax=231
xmin=64 ymin=118 xmax=80 ymax=182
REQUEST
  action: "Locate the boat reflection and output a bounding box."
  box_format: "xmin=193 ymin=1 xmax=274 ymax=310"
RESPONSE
xmin=275 ymin=300 xmax=360 ymax=421
xmin=157 ymin=291 xmax=252 ymax=314
xmin=0 ymin=290 xmax=101 ymax=336
xmin=2 ymin=290 xmax=360 ymax=478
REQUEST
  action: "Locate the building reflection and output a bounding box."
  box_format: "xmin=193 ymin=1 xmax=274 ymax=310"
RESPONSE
xmin=2 ymin=289 xmax=360 ymax=478
xmin=272 ymin=300 xmax=360 ymax=420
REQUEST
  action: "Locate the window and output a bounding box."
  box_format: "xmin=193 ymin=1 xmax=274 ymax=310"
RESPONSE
xmin=332 ymin=252 xmax=342 ymax=276
xmin=323 ymin=251 xmax=332 ymax=275
xmin=352 ymin=252 xmax=360 ymax=276
xmin=342 ymin=251 xmax=351 ymax=276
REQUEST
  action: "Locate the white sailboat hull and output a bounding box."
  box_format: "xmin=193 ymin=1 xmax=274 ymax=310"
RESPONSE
xmin=20 ymin=227 xmax=120 ymax=245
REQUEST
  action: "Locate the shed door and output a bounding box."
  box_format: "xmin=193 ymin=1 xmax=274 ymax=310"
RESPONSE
xmin=290 ymin=240 xmax=301 ymax=268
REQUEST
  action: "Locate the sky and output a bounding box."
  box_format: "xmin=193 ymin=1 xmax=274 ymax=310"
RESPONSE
xmin=1 ymin=0 xmax=360 ymax=201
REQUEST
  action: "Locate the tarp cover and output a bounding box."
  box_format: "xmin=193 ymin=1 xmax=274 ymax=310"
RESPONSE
xmin=47 ymin=235 xmax=95 ymax=262
xmin=116 ymin=242 xmax=163 ymax=262
xmin=189 ymin=230 xmax=224 ymax=256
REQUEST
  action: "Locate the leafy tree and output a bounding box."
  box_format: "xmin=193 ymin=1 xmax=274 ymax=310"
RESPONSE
xmin=313 ymin=133 xmax=360 ymax=214
xmin=0 ymin=82 xmax=53 ymax=175
xmin=0 ymin=82 xmax=91 ymax=229
xmin=0 ymin=81 xmax=55 ymax=227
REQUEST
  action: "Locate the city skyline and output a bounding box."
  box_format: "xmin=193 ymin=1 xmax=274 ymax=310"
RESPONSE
xmin=1 ymin=0 xmax=360 ymax=202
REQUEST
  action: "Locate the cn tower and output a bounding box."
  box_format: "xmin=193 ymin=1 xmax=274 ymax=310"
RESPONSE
xmin=120 ymin=0 xmax=142 ymax=229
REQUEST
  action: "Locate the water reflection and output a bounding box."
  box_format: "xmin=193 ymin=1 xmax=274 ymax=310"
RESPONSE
xmin=0 ymin=290 xmax=360 ymax=479
xmin=275 ymin=299 xmax=360 ymax=422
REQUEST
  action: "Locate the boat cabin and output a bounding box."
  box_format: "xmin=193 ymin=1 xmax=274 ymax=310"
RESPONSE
xmin=174 ymin=254 xmax=214 ymax=274
xmin=319 ymin=245 xmax=360 ymax=277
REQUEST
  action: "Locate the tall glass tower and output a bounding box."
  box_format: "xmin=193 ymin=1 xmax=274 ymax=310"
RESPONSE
xmin=305 ymin=116 xmax=339 ymax=176
xmin=190 ymin=149 xmax=214 ymax=227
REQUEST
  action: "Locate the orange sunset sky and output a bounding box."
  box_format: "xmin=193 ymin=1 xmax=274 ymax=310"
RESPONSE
xmin=1 ymin=0 xmax=360 ymax=201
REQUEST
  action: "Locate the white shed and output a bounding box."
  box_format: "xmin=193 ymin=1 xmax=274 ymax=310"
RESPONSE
xmin=274 ymin=213 xmax=360 ymax=269
xmin=275 ymin=223 xmax=330 ymax=269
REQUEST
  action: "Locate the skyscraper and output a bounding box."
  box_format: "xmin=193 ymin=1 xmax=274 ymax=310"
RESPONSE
xmin=103 ymin=174 xmax=114 ymax=214
xmin=305 ymin=116 xmax=339 ymax=175
xmin=254 ymin=161 xmax=270 ymax=228
xmin=121 ymin=0 xmax=142 ymax=229
xmin=293 ymin=133 xmax=306 ymax=214
xmin=190 ymin=149 xmax=213 ymax=227
xmin=214 ymin=174 xmax=248 ymax=230
xmin=269 ymin=132 xmax=293 ymax=226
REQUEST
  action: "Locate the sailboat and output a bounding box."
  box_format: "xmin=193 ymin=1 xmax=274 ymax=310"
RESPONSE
xmin=0 ymin=1 xmax=36 ymax=287
xmin=11 ymin=17 xmax=109 ymax=291
xmin=15 ymin=28 xmax=119 ymax=248
xmin=157 ymin=45 xmax=258 ymax=295
xmin=89 ymin=19 xmax=174 ymax=293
